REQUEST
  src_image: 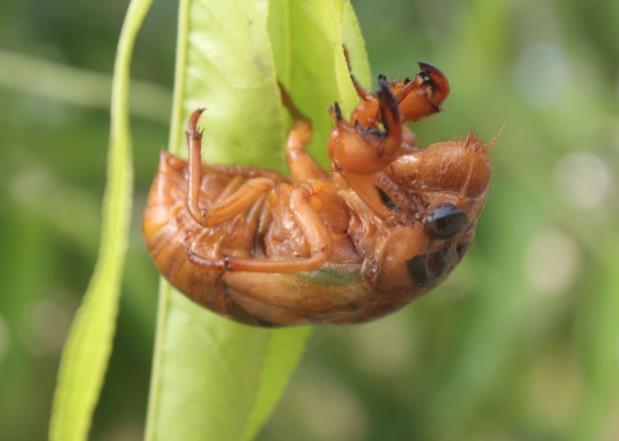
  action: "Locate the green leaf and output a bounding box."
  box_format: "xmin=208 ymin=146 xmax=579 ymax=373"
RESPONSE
xmin=48 ymin=0 xmax=153 ymax=439
xmin=144 ymin=1 xmax=369 ymax=440
xmin=340 ymin=0 xmax=371 ymax=88
xmin=268 ymin=0 xmax=371 ymax=165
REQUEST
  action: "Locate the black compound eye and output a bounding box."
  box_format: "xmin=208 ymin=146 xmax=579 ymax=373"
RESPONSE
xmin=424 ymin=203 xmax=469 ymax=239
xmin=406 ymin=247 xmax=453 ymax=287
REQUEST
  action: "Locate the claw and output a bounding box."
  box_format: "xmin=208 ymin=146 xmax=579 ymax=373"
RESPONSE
xmin=417 ymin=61 xmax=443 ymax=76
xmin=416 ymin=61 xmax=450 ymax=101
xmin=377 ymin=76 xmax=400 ymax=132
xmin=333 ymin=102 xmax=343 ymax=121
xmin=376 ymin=77 xmax=402 ymax=154
xmin=387 ymin=62 xmax=450 ymax=123
xmin=377 ymin=74 xmax=389 ymax=91
xmin=187 ymin=108 xmax=206 ymax=139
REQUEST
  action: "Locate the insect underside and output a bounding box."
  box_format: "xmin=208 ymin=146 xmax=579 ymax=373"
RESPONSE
xmin=142 ymin=62 xmax=492 ymax=327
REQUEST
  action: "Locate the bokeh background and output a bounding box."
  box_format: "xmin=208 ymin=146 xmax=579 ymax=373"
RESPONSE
xmin=1 ymin=0 xmax=618 ymax=440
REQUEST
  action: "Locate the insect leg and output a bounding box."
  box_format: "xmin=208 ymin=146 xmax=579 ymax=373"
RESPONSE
xmin=202 ymin=177 xmax=275 ymax=227
xmin=185 ymin=188 xmax=332 ymax=273
xmin=375 ymin=76 xmax=402 ymax=159
xmin=393 ymin=62 xmax=450 ymax=123
xmin=184 ymin=109 xmax=275 ymax=227
xmin=278 ymin=84 xmax=326 ymax=181
xmin=327 ymin=79 xmax=402 ymax=175
xmin=340 ymin=172 xmax=392 ymax=220
xmin=285 ymin=121 xmax=327 ymax=181
xmin=187 ymin=108 xmax=207 ymax=224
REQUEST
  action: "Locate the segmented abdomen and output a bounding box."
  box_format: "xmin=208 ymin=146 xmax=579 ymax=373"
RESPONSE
xmin=142 ymin=151 xmax=289 ymax=323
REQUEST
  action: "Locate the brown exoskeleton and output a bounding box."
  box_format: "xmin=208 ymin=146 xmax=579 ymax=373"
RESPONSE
xmin=142 ymin=62 xmax=492 ymax=326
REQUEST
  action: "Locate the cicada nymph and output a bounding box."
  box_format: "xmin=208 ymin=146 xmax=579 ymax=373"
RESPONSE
xmin=142 ymin=62 xmax=492 ymax=326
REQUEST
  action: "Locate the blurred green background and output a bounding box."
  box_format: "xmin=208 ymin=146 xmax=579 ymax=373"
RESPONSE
xmin=1 ymin=0 xmax=618 ymax=440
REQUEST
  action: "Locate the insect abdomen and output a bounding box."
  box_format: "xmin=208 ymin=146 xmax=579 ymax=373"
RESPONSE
xmin=142 ymin=152 xmax=274 ymax=316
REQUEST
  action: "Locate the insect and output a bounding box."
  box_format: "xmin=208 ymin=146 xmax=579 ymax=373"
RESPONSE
xmin=142 ymin=62 xmax=492 ymax=326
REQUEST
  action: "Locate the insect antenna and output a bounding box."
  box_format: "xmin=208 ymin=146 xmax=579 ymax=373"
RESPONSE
xmin=487 ymin=124 xmax=506 ymax=151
